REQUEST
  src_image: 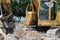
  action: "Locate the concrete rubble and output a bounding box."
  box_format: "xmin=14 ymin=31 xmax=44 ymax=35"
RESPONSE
xmin=0 ymin=23 xmax=60 ymax=40
xmin=4 ymin=34 xmax=17 ymax=40
xmin=43 ymin=28 xmax=60 ymax=40
xmin=46 ymin=28 xmax=60 ymax=37
xmin=0 ymin=29 xmax=4 ymax=40
xmin=18 ymin=30 xmax=44 ymax=40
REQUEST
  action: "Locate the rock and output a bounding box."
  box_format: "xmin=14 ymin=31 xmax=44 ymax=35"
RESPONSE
xmin=0 ymin=29 xmax=5 ymax=40
xmin=27 ymin=31 xmax=39 ymax=37
xmin=4 ymin=34 xmax=17 ymax=40
xmin=0 ymin=21 xmax=3 ymax=28
xmin=43 ymin=37 xmax=57 ymax=40
xmin=14 ymin=29 xmax=27 ymax=39
xmin=24 ymin=31 xmax=43 ymax=40
xmin=18 ymin=30 xmax=44 ymax=40
xmin=19 ymin=36 xmax=37 ymax=40
xmin=0 ymin=36 xmax=3 ymax=40
xmin=14 ymin=23 xmax=27 ymax=39
xmin=57 ymin=38 xmax=60 ymax=40
xmin=43 ymin=28 xmax=60 ymax=40
xmin=46 ymin=28 xmax=60 ymax=37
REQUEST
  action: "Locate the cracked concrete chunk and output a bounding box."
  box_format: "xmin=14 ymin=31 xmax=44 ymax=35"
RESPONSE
xmin=18 ymin=31 xmax=43 ymax=40
xmin=46 ymin=28 xmax=60 ymax=37
xmin=0 ymin=21 xmax=3 ymax=28
xmin=43 ymin=37 xmax=58 ymax=40
xmin=4 ymin=34 xmax=17 ymax=40
xmin=14 ymin=23 xmax=26 ymax=39
xmin=0 ymin=29 xmax=4 ymax=40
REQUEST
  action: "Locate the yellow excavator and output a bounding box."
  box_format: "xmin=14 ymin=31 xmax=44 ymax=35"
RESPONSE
xmin=26 ymin=0 xmax=60 ymax=27
xmin=1 ymin=0 xmax=60 ymax=35
xmin=26 ymin=0 xmax=60 ymax=36
xmin=1 ymin=0 xmax=60 ymax=27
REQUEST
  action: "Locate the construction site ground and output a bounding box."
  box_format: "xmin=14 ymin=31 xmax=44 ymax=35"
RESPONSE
xmin=0 ymin=21 xmax=60 ymax=40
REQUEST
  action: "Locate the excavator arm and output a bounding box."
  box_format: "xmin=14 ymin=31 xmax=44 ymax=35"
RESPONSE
xmin=1 ymin=0 xmax=12 ymax=20
xmin=33 ymin=0 xmax=39 ymax=11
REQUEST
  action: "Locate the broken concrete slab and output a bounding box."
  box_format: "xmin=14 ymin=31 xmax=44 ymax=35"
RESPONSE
xmin=46 ymin=28 xmax=60 ymax=37
xmin=4 ymin=34 xmax=17 ymax=40
xmin=43 ymin=37 xmax=58 ymax=40
xmin=14 ymin=24 xmax=27 ymax=39
xmin=0 ymin=29 xmax=5 ymax=40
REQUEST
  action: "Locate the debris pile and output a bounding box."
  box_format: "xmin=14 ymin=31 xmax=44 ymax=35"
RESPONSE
xmin=0 ymin=23 xmax=60 ymax=40
xmin=43 ymin=28 xmax=60 ymax=40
